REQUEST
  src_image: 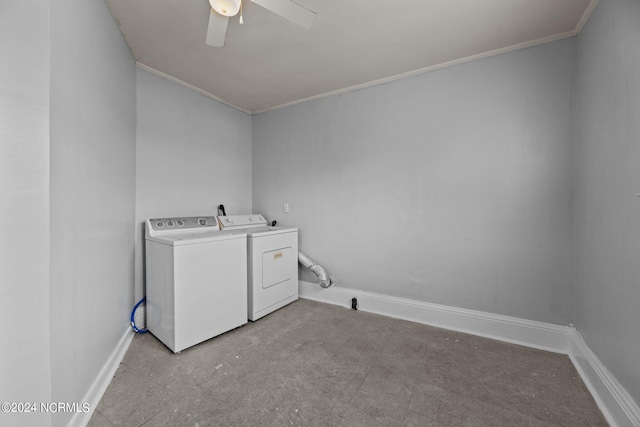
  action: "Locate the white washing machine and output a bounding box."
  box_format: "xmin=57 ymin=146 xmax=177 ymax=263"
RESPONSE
xmin=218 ymin=214 xmax=298 ymax=321
xmin=145 ymin=216 xmax=248 ymax=353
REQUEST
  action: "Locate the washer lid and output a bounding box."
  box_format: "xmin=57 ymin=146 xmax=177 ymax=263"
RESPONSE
xmin=218 ymin=214 xmax=268 ymax=230
xmin=146 ymin=229 xmax=246 ymax=246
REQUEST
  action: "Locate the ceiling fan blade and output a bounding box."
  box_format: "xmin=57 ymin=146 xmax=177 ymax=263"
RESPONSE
xmin=250 ymin=0 xmax=316 ymax=29
xmin=206 ymin=9 xmax=229 ymax=47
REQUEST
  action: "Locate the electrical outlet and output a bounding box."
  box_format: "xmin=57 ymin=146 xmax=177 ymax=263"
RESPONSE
xmin=283 ymin=203 xmax=289 ymax=213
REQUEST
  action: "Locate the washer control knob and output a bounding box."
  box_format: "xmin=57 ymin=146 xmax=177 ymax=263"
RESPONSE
xmin=176 ymin=220 xmax=184 ymax=227
xmin=156 ymin=221 xmax=164 ymax=228
xmin=225 ymin=218 xmax=233 ymax=224
xmin=198 ymin=218 xmax=207 ymax=226
xmin=167 ymin=220 xmax=174 ymax=227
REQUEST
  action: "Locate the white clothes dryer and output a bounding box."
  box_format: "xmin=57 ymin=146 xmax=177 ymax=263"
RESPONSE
xmin=218 ymin=214 xmax=298 ymax=321
xmin=145 ymin=216 xmax=248 ymax=352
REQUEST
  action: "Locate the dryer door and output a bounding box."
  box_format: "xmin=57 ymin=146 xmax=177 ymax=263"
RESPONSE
xmin=263 ymin=246 xmax=293 ymax=288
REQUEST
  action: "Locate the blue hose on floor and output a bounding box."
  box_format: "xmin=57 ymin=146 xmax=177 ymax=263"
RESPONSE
xmin=130 ymin=297 xmax=148 ymax=334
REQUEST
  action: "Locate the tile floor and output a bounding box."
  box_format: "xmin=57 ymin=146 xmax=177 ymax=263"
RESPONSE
xmin=88 ymin=299 xmax=608 ymax=426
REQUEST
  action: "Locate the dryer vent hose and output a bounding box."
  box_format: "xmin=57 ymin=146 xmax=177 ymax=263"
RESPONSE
xmin=298 ymin=251 xmax=334 ymax=288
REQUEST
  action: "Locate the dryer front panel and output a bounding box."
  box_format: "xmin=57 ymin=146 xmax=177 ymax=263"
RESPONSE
xmin=248 ymin=230 xmax=298 ymax=321
xmin=262 ymin=247 xmax=293 ymax=289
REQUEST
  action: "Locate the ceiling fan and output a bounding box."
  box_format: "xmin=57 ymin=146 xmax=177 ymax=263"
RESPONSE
xmin=206 ymin=0 xmax=316 ymax=47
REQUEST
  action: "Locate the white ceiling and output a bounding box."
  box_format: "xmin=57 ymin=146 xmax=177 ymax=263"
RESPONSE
xmin=105 ymin=0 xmax=598 ymax=114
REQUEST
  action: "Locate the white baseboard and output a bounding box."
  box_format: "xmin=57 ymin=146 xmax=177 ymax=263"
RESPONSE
xmin=570 ymin=331 xmax=640 ymax=427
xmin=299 ymin=280 xmax=640 ymax=427
xmin=69 ymin=328 xmax=134 ymax=427
xmin=299 ymin=281 xmax=571 ymax=354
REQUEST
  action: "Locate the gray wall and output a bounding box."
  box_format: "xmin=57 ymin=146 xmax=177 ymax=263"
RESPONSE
xmin=49 ymin=1 xmax=137 ymax=426
xmin=253 ymin=39 xmax=576 ymax=325
xmin=575 ymin=0 xmax=640 ymax=403
xmin=0 ymin=1 xmax=52 ymax=426
xmin=135 ymin=70 xmax=252 ymax=299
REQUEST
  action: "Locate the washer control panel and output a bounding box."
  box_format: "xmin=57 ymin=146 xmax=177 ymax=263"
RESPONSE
xmin=147 ymin=216 xmax=219 ymax=236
